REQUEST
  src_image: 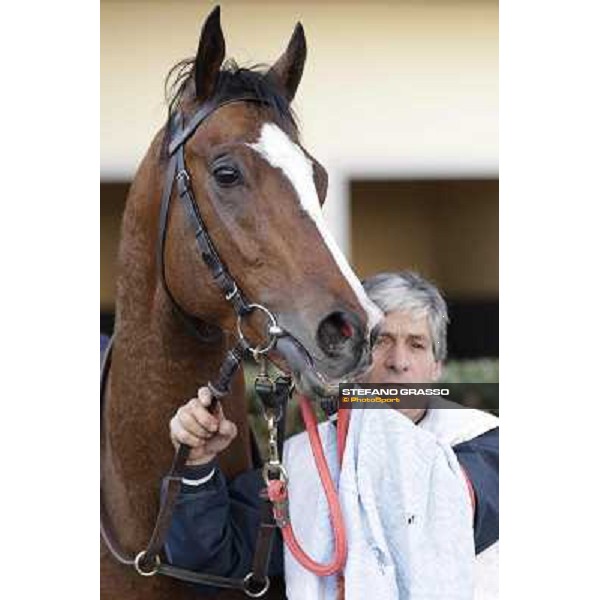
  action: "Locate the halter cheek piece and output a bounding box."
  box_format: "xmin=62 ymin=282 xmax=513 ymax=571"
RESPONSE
xmin=158 ymin=94 xmax=281 ymax=354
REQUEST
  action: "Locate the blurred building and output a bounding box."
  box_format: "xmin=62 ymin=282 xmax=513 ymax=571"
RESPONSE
xmin=101 ymin=0 xmax=498 ymax=358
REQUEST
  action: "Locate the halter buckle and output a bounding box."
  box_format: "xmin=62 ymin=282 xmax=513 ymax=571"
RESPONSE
xmin=175 ymin=169 xmax=191 ymax=193
xmin=225 ymin=282 xmax=238 ymax=301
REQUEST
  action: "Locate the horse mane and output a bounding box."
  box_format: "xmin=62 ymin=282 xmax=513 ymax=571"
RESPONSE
xmin=161 ymin=58 xmax=298 ymax=158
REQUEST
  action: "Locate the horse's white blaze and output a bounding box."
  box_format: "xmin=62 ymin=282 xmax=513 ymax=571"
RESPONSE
xmin=248 ymin=123 xmax=382 ymax=331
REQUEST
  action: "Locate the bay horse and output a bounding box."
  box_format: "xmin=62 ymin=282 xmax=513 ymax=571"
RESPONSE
xmin=101 ymin=6 xmax=381 ymax=600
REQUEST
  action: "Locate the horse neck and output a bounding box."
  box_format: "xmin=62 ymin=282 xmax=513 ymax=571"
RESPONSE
xmin=102 ymin=138 xmax=252 ymax=551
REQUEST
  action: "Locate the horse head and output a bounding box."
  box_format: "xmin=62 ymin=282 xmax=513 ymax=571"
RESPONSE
xmin=162 ymin=7 xmax=382 ymax=395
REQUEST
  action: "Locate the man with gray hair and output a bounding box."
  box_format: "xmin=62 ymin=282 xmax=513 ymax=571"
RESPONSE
xmin=165 ymin=271 xmax=499 ymax=597
xmin=361 ymin=272 xmax=499 ymax=596
xmin=362 ymin=271 xmax=450 ymax=423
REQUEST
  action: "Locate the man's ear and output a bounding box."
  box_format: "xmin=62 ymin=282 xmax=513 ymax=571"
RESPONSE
xmin=268 ymin=22 xmax=307 ymax=101
xmin=194 ymin=6 xmax=226 ymax=103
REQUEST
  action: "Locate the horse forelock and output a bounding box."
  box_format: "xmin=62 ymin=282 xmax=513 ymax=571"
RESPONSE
xmin=161 ymin=59 xmax=298 ymax=161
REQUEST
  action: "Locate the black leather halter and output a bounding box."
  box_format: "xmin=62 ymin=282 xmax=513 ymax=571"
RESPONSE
xmin=158 ymin=95 xmax=267 ymax=342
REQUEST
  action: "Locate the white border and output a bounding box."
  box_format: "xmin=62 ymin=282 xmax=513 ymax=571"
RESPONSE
xmin=4 ymin=1 xmax=600 ymax=597
xmin=0 ymin=1 xmax=99 ymax=597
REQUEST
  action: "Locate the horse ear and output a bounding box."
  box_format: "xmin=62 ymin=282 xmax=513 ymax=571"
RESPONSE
xmin=194 ymin=6 xmax=226 ymax=103
xmin=269 ymin=23 xmax=307 ymax=102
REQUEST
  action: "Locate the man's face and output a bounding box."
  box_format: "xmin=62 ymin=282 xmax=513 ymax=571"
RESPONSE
xmin=367 ymin=309 xmax=442 ymax=385
xmin=366 ymin=309 xmax=442 ymax=422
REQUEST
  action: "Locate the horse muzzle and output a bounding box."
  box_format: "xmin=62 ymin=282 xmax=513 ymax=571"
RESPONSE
xmin=272 ymin=334 xmax=372 ymax=402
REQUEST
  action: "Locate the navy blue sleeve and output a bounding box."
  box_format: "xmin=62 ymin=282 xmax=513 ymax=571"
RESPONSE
xmin=164 ymin=461 xmax=283 ymax=594
xmin=453 ymin=427 xmax=499 ymax=554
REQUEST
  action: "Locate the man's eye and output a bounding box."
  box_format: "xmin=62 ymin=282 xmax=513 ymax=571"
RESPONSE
xmin=374 ymin=336 xmax=391 ymax=347
xmin=411 ymin=342 xmax=425 ymax=350
xmin=212 ymin=165 xmax=241 ymax=187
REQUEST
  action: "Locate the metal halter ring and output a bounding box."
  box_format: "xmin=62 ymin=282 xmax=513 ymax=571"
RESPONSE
xmin=134 ymin=551 xmax=161 ymax=577
xmin=237 ymin=303 xmax=283 ymax=356
xmin=242 ymin=572 xmax=271 ymax=598
xmin=262 ymin=462 xmax=289 ymax=485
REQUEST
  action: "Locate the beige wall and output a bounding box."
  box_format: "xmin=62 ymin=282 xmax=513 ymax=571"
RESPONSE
xmin=351 ymin=179 xmax=498 ymax=298
xmin=102 ymin=1 xmax=498 ymax=180
xmin=100 ymin=183 xmax=128 ymax=310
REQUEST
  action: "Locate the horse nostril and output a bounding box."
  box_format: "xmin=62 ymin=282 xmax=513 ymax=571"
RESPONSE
xmin=340 ymin=320 xmax=354 ymax=339
xmin=317 ymin=311 xmax=359 ymax=357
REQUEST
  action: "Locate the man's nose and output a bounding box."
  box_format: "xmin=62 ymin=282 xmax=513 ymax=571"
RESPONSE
xmin=386 ymin=342 xmax=410 ymax=372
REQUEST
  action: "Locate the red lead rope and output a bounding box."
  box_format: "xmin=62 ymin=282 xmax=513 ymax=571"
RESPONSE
xmin=267 ymin=394 xmax=350 ymax=577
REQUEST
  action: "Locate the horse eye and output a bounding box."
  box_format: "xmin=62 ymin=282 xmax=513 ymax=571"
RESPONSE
xmin=212 ymin=165 xmax=241 ymax=187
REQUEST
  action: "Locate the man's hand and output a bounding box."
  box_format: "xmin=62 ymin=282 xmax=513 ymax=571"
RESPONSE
xmin=169 ymin=387 xmax=238 ymax=465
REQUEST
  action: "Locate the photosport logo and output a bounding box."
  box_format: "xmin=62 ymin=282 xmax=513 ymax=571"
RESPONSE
xmin=338 ymin=383 xmax=499 ymax=412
